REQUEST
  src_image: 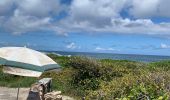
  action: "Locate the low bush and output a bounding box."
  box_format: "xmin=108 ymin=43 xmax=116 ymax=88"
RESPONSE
xmin=148 ymin=60 xmax=170 ymax=71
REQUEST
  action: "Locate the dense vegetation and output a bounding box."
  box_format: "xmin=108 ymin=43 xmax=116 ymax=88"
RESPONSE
xmin=1 ymin=54 xmax=170 ymax=99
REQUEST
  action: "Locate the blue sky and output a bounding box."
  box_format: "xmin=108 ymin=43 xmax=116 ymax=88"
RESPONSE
xmin=1 ymin=0 xmax=170 ymax=56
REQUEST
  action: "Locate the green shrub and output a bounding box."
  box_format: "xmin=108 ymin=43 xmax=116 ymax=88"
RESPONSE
xmin=47 ymin=53 xmax=71 ymax=67
xmin=148 ymin=60 xmax=170 ymax=71
xmin=118 ymin=80 xmax=169 ymax=100
xmin=67 ymin=56 xmax=148 ymax=97
xmin=69 ymin=57 xmax=102 ymax=91
xmin=86 ymin=71 xmax=170 ymax=100
xmin=0 ymin=65 xmax=36 ymax=87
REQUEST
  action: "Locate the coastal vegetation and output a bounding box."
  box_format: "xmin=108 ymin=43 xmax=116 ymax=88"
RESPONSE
xmin=0 ymin=54 xmax=170 ymax=99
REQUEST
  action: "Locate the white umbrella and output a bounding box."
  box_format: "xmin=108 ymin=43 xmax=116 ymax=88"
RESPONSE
xmin=0 ymin=47 xmax=60 ymax=77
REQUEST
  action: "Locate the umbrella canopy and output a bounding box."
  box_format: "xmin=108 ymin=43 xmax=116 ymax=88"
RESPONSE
xmin=0 ymin=47 xmax=60 ymax=77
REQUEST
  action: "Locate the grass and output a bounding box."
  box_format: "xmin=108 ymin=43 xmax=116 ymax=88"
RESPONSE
xmin=0 ymin=54 xmax=170 ymax=99
xmin=0 ymin=66 xmax=37 ymax=87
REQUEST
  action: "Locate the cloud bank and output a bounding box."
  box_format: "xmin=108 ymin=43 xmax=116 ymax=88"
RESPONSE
xmin=1 ymin=0 xmax=170 ymax=38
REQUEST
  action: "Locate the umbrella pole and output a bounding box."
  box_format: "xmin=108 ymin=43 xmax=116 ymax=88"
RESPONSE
xmin=16 ymin=84 xmax=20 ymax=100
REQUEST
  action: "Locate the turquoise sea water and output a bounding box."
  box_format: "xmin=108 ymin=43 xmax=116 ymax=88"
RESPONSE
xmin=45 ymin=51 xmax=170 ymax=62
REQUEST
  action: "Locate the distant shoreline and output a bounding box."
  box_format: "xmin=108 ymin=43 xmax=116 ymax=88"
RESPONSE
xmin=39 ymin=50 xmax=170 ymax=57
xmin=41 ymin=51 xmax=170 ymax=62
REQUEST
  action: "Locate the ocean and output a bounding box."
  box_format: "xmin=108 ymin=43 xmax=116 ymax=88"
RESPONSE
xmin=45 ymin=51 xmax=170 ymax=62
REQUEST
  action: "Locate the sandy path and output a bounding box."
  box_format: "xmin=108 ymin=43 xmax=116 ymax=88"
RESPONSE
xmin=0 ymin=87 xmax=29 ymax=100
xmin=0 ymin=87 xmax=74 ymax=100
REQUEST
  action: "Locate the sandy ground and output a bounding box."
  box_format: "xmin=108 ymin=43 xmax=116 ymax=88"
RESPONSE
xmin=0 ymin=87 xmax=74 ymax=100
xmin=0 ymin=87 xmax=29 ymax=100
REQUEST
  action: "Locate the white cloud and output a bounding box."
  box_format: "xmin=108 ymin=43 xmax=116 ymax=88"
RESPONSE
xmin=129 ymin=0 xmax=159 ymax=18
xmin=160 ymin=43 xmax=170 ymax=49
xmin=61 ymin=17 xmax=170 ymax=38
xmin=129 ymin=0 xmax=170 ymax=18
xmin=0 ymin=0 xmax=63 ymax=17
xmin=69 ymin=0 xmax=170 ymax=20
xmin=1 ymin=0 xmax=170 ymax=38
xmin=95 ymin=47 xmax=116 ymax=51
xmin=63 ymin=0 xmax=128 ymax=28
xmin=3 ymin=13 xmax=51 ymax=34
xmin=15 ymin=0 xmax=63 ymax=17
xmin=59 ymin=0 xmax=170 ymax=38
xmin=0 ymin=0 xmax=66 ymax=35
xmin=70 ymin=0 xmax=126 ymax=19
xmin=66 ymin=42 xmax=77 ymax=49
xmin=0 ymin=0 xmax=14 ymax=15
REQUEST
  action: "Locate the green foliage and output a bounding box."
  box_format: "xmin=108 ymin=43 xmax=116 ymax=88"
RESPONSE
xmin=40 ymin=67 xmax=78 ymax=97
xmin=1 ymin=54 xmax=170 ymax=99
xmin=86 ymin=71 xmax=170 ymax=100
xmin=148 ymin=60 xmax=170 ymax=71
xmin=47 ymin=53 xmax=70 ymax=67
xmin=0 ymin=65 xmax=37 ymax=87
xmin=121 ymin=83 xmax=169 ymax=100
xmin=69 ymin=57 xmax=126 ymax=91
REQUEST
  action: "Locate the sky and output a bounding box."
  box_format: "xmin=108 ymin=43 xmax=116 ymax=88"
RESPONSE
xmin=1 ymin=0 xmax=170 ymax=56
